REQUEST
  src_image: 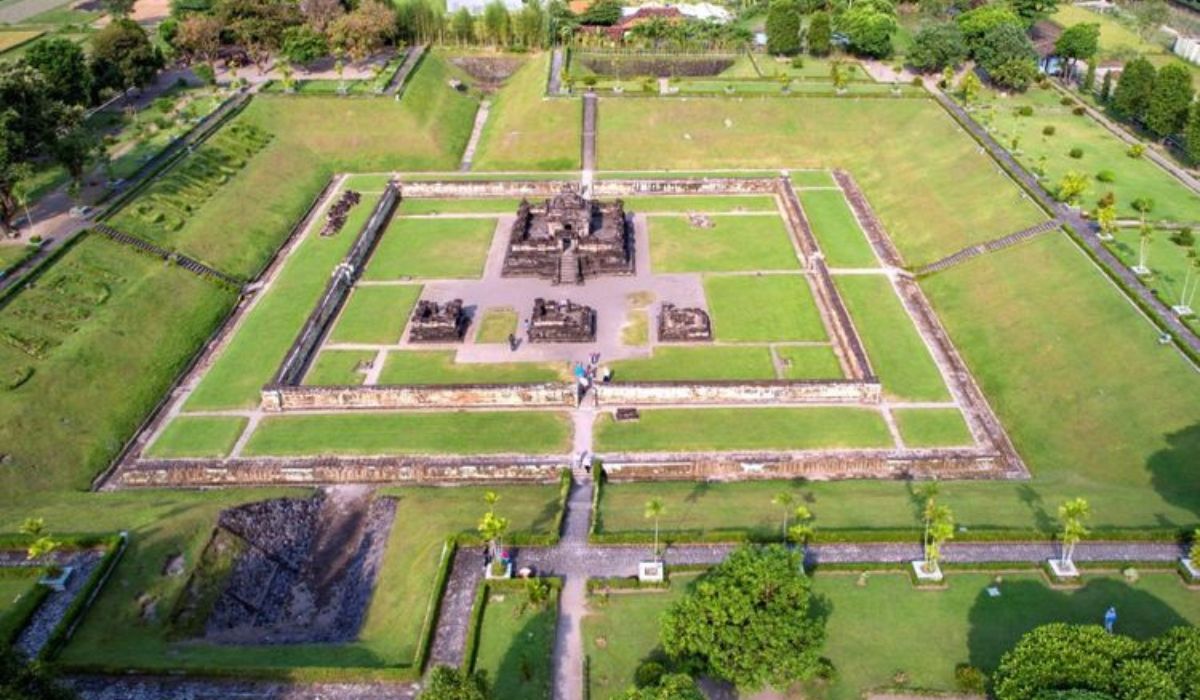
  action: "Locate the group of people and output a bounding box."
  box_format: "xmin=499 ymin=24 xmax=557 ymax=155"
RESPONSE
xmin=574 ymin=353 xmax=613 ymax=392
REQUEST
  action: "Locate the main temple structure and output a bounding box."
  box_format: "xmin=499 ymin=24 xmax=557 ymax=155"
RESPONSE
xmin=502 ymin=189 xmax=634 ymax=284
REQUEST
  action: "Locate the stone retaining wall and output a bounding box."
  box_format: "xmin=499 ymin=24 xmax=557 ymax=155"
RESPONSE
xmin=261 ymin=382 xmax=575 ymax=410
xmin=400 ymin=180 xmax=575 ymax=198
xmin=595 ymin=379 xmax=880 ymax=405
xmin=114 ymin=457 xmax=566 ymax=488
xmin=591 ymin=178 xmax=779 ymax=196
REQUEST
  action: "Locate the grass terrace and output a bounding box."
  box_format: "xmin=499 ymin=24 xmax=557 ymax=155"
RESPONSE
xmin=470 ymin=584 xmax=557 ymax=699
xmin=608 ymin=346 xmax=778 ymax=382
xmin=623 ymin=195 xmax=778 ymax=213
xmin=473 ymin=53 xmax=582 ymax=171
xmin=329 ymin=285 xmax=422 ymax=344
xmin=704 ymin=274 xmax=825 ymax=342
xmin=594 ymin=407 xmax=892 ymax=453
xmin=61 ymin=485 xmax=563 ymax=676
xmin=399 ymin=198 xmax=525 ymax=215
xmin=647 ymin=214 xmax=799 ymax=273
xmin=364 ymin=218 xmax=496 ymax=280
xmin=799 ymin=189 xmax=880 ymax=268
xmin=145 ymin=416 xmax=249 ymax=459
xmin=304 ymin=349 xmax=377 ymax=386
xmin=893 ymin=407 xmax=974 ymax=448
xmin=377 ymin=350 xmax=567 ymax=385
xmin=242 ymin=411 xmax=572 ymax=456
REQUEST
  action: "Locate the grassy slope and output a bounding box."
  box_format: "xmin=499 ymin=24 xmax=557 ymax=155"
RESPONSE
xmin=598 ymin=98 xmax=1047 ymax=266
xmin=0 ymin=236 xmax=236 ymax=495
xmin=472 ymin=53 xmax=581 ymax=171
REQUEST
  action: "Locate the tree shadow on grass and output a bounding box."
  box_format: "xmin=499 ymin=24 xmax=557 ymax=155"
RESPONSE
xmin=1146 ymin=423 xmax=1200 ymax=522
xmin=1015 ymin=484 xmax=1055 ymax=534
xmin=966 ymin=577 xmax=1192 ymax=675
xmin=489 ymin=602 xmax=557 ymax=700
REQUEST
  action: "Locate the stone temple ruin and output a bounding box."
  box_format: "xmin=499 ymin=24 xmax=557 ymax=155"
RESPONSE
xmin=502 ymin=189 xmax=633 ymax=285
xmin=171 ymin=491 xmax=395 ymax=645
xmin=528 ymin=298 xmax=595 ymax=343
xmin=409 ymin=299 xmax=468 ymax=343
xmin=658 ymin=304 xmax=712 ymax=342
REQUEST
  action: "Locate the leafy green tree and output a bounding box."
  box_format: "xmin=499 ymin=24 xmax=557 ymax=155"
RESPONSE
xmin=419 ymin=665 xmax=490 ymax=700
xmin=787 ymin=505 xmax=815 ymax=556
xmin=1100 ymin=69 xmax=1113 ymax=101
xmin=808 ymin=10 xmax=831 ymax=56
xmin=23 ymin=38 xmax=91 ymax=106
xmin=514 ymin=0 xmax=547 ymax=48
xmin=956 ymin=3 xmax=1021 ymax=50
xmin=1095 ymin=200 xmax=1117 ymax=237
xmin=922 ymin=503 xmax=953 ymax=572
xmin=839 ymin=0 xmax=897 ymax=58
xmin=1010 ymin=0 xmax=1058 ymax=24
xmin=1185 ymin=103 xmax=1200 ymax=164
xmin=215 ymin=0 xmax=303 ymax=70
xmin=1143 ymin=626 xmax=1200 ymax=698
xmin=0 ymin=64 xmax=75 ymax=235
xmin=52 ymin=118 xmax=101 ymax=196
xmin=994 ymin=624 xmax=1138 ymax=700
xmin=661 ymin=544 xmax=826 ymax=691
xmin=958 ymin=69 xmax=982 ymax=102
xmin=90 ymin=19 xmax=163 ymax=95
xmin=766 ymin=0 xmax=802 ymax=56
xmin=174 ymin=14 xmax=222 ymax=67
xmin=1056 ymin=497 xmax=1089 ymax=565
xmin=451 ymin=7 xmax=476 ymax=43
xmin=1054 ymin=23 xmax=1099 ymax=81
xmin=482 ymin=0 xmax=511 ymax=45
xmin=580 ymin=0 xmax=622 ymax=25
xmin=1145 ymin=63 xmax=1193 ymax=138
xmin=644 ymin=498 xmax=664 ymax=559
xmin=1083 ymin=59 xmax=1096 ymax=91
xmin=619 ymin=673 xmax=705 ymax=700
xmin=102 ymin=0 xmax=136 ymax=17
xmin=975 ymin=23 xmax=1036 ymax=90
xmin=281 ymin=25 xmax=328 ymax=65
xmin=330 ymin=0 xmax=397 ymax=62
xmin=908 ymin=22 xmax=967 ymax=72
xmin=989 ymin=58 xmax=1038 ymax=91
xmin=1110 ymin=57 xmax=1156 ymax=121
xmin=395 ymin=0 xmax=445 ymax=43
xmin=771 ymin=491 xmax=795 ymax=536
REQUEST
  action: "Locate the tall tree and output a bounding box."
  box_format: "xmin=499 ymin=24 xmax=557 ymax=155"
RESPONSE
xmin=299 ymin=0 xmax=344 ymax=33
xmin=1010 ymin=0 xmax=1057 ymax=24
xmin=482 ymin=0 xmax=511 ymax=46
xmin=215 ymin=0 xmax=303 ymax=70
xmin=330 ymin=0 xmax=397 ymax=62
xmin=908 ymin=22 xmax=967 ymax=72
xmin=0 ymin=64 xmax=72 ymax=235
xmin=450 ymin=7 xmax=475 ymax=43
xmin=1099 ymin=69 xmax=1112 ymax=101
xmin=174 ymin=14 xmax=222 ymax=67
xmin=807 ymin=10 xmax=831 ymax=56
xmin=644 ymin=498 xmax=664 ymax=560
xmin=1145 ymin=63 xmax=1193 ymax=138
xmin=1185 ymin=103 xmax=1200 ymax=164
xmin=839 ymin=0 xmax=897 ymax=58
xmin=580 ymin=0 xmax=622 ymax=26
xmin=765 ymin=0 xmax=802 ymax=56
xmin=1053 ymin=23 xmax=1099 ymax=82
xmin=1110 ymin=57 xmax=1156 ymax=121
xmin=956 ymin=3 xmax=1021 ymax=50
xmin=51 ymin=115 xmax=101 ymax=196
xmin=90 ymin=19 xmax=163 ymax=95
xmin=661 ymin=545 xmax=826 ymax=691
xmin=1056 ymin=497 xmax=1089 ymax=566
xmin=281 ymin=24 xmax=328 ymax=65
xmin=975 ymin=22 xmax=1036 ymax=90
xmin=514 ymin=0 xmax=546 ymax=48
xmin=23 ymin=37 xmax=91 ymax=105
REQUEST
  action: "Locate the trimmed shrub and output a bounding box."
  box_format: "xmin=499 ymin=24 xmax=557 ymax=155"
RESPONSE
xmin=1043 ymin=125 xmax=1056 ymax=136
xmin=635 ymin=661 xmax=667 ymax=688
xmin=1061 ymin=96 xmax=1074 ymax=106
xmin=1017 ymin=105 xmax=1034 ymax=116
xmin=955 ymin=664 xmax=986 ymax=694
xmin=1069 ymin=147 xmax=1084 ymax=158
xmin=1096 ymin=170 xmax=1115 ymax=182
xmin=1127 ymin=143 xmax=1146 ymax=158
xmin=1073 ymin=105 xmax=1086 ymax=115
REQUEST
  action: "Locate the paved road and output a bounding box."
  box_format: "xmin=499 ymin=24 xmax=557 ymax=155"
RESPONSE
xmin=932 ymin=90 xmax=1200 ymax=359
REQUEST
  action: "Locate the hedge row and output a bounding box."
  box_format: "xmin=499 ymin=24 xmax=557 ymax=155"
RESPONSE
xmin=589 ymin=526 xmax=1184 ymax=546
xmin=39 ymin=533 xmax=126 ymax=662
xmin=0 ymin=578 xmax=50 ymax=648
xmin=414 ymin=537 xmax=458 ymax=674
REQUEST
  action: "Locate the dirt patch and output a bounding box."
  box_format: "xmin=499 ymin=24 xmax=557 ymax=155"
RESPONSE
xmin=169 ymin=488 xmax=396 ymax=645
xmin=450 ymin=56 xmax=526 ymax=86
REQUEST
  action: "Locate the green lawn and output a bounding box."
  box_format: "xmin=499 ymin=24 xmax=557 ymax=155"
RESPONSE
xmin=475 ymin=308 xmax=519 ymax=343
xmin=244 ymin=411 xmax=572 ymax=456
xmin=705 ymin=274 xmax=826 ymax=342
xmin=648 ymin=215 xmax=800 ymax=273
xmin=836 ymin=275 xmax=950 ymax=401
xmin=791 ymin=170 xmax=836 ymax=187
xmin=622 ymin=195 xmax=778 ymax=213
xmin=60 ymin=485 xmax=562 ymax=675
xmin=473 ymin=52 xmax=581 ymax=171
xmin=0 ymin=235 xmax=236 ymax=495
xmin=608 ymin=346 xmax=778 ymax=382
xmin=1104 ymin=229 xmax=1199 ymax=335
xmin=594 ymin=407 xmax=893 ymax=453
xmin=186 ymin=193 xmax=374 ymax=411
xmin=799 ymin=189 xmax=879 ymax=268
xmin=583 ymin=570 xmax=1200 ymax=700
xmin=584 ymin=573 xmax=698 ymax=700
xmin=970 ymin=86 xmax=1200 ymax=223
xmin=145 ymin=416 xmax=248 ymax=459
xmin=776 ymin=344 xmax=844 ymax=379
xmin=378 ymin=350 xmax=566 ymax=385
xmin=330 ymin=285 xmax=422 ymax=344
xmin=472 ymin=586 xmax=557 ymax=699
xmin=400 ymin=198 xmax=525 ymax=215
xmin=364 ymin=218 xmax=496 ymax=280
xmin=893 ymin=408 xmax=974 ymax=448
xmin=599 ymin=98 xmax=1047 ymax=266
xmin=304 ymin=349 xmax=376 ymax=385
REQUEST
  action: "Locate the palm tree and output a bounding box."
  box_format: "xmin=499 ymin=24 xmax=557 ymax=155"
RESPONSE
xmin=478 ymin=511 xmax=509 ymax=575
xmin=644 ymin=498 xmax=664 ymax=561
xmin=788 ymin=506 xmax=816 ymax=567
xmin=918 ymin=481 xmax=940 ymax=551
xmin=923 ymin=504 xmax=954 ymax=574
xmin=1057 ymin=498 xmax=1091 ymax=567
xmin=1137 ymin=224 xmax=1153 ymax=272
xmin=484 ymin=490 xmax=499 ymax=515
xmin=772 ymin=491 xmax=796 ymax=538
xmin=1179 ymin=255 xmax=1199 ymax=311
xmin=1096 ymin=202 xmax=1117 ymax=239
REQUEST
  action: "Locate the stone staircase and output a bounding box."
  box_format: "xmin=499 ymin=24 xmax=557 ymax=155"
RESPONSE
xmin=916 ymin=218 xmax=1061 ymax=276
xmin=557 ymin=248 xmax=581 ymax=285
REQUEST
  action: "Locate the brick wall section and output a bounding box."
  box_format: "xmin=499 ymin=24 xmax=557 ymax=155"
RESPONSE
xmin=595 ymin=379 xmax=880 ymax=405
xmin=591 ymin=178 xmax=779 ymax=196
xmin=273 ymin=183 xmax=400 ymax=386
xmin=262 ymin=382 xmax=575 ymax=410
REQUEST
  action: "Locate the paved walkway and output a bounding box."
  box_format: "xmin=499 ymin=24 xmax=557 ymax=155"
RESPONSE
xmin=932 ymin=90 xmax=1200 ymax=359
xmin=459 ymin=99 xmax=491 ymax=171
xmin=385 ymin=44 xmax=427 ymax=96
xmin=548 ymin=49 xmax=565 ymax=96
xmin=581 ymin=92 xmax=597 ymax=190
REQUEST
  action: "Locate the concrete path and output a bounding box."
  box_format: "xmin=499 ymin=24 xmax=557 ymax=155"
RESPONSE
xmin=385 ymin=44 xmax=427 ymax=96
xmin=548 ymin=48 xmax=565 ymax=96
xmin=581 ymin=92 xmax=597 ymax=188
xmin=69 ymin=676 xmax=418 ymax=700
xmin=459 ymin=99 xmax=491 ymax=172
xmin=932 ymin=89 xmax=1200 ymax=360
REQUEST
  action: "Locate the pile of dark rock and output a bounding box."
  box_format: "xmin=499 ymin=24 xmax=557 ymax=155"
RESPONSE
xmin=321 ymin=190 xmax=362 ymax=237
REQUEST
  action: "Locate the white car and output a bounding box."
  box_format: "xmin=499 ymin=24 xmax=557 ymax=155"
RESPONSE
xmin=69 ymin=206 xmax=94 ymax=219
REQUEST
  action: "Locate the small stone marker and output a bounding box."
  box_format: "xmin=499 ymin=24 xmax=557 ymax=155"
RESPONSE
xmin=638 ymin=561 xmax=664 ymax=583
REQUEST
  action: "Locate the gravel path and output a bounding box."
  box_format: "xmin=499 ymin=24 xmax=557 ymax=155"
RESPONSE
xmin=68 ymin=676 xmax=418 ymax=700
xmin=15 ymin=550 xmax=103 ymax=658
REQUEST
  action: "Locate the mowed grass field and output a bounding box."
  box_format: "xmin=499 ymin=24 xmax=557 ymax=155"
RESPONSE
xmin=61 ymin=485 xmax=562 ymax=675
xmin=971 ymin=86 xmax=1200 ymax=222
xmin=799 ymin=189 xmax=879 ymax=268
xmin=705 ymin=274 xmax=826 ymax=342
xmin=146 ymin=416 xmax=248 ymax=459
xmin=648 ymin=214 xmax=800 ymax=272
xmin=329 ymin=284 xmax=422 ymax=344
xmin=608 ymin=345 xmax=778 ymax=381
xmin=472 ymin=52 xmax=581 ymax=171
xmin=598 ymin=98 xmax=1048 ymax=266
xmin=471 ymin=586 xmax=557 ymax=700
xmin=584 ymin=570 xmax=1200 ymax=700
xmin=364 ymin=217 xmax=496 ymax=279
xmin=378 ymin=350 xmax=566 ymax=384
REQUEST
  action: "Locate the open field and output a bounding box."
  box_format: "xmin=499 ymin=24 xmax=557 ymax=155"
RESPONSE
xmin=704 ymin=274 xmax=825 ymax=342
xmin=598 ymin=98 xmax=1047 ymax=266
xmin=145 ymin=416 xmax=248 ymax=459
xmin=377 ymin=350 xmax=567 ymax=385
xmin=475 ymin=307 xmax=518 ymax=343
xmin=893 ymin=407 xmax=973 ymax=447
xmin=472 ymin=53 xmax=581 ymax=171
xmin=60 ymin=485 xmax=562 ymax=675
xmin=776 ymin=344 xmax=843 ymax=379
xmin=623 ymin=195 xmax=777 ymax=213
xmin=799 ymin=189 xmax=879 ymax=268
xmin=243 ymin=411 xmax=572 ymax=456
xmin=400 ymin=198 xmax=525 ymax=215
xmin=648 ymin=214 xmax=799 ymax=273
xmin=329 ymin=285 xmax=422 ymax=345
xmin=584 ymin=569 xmax=1200 ymax=700
xmin=472 ymin=586 xmax=557 ymax=699
xmin=0 ymin=235 xmax=236 ymax=495
xmin=305 ymin=349 xmax=376 ymax=385
xmin=364 ymin=218 xmax=496 ymax=280
xmin=970 ymin=86 xmax=1200 ymax=223
xmin=594 ymin=407 xmax=892 ymax=453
